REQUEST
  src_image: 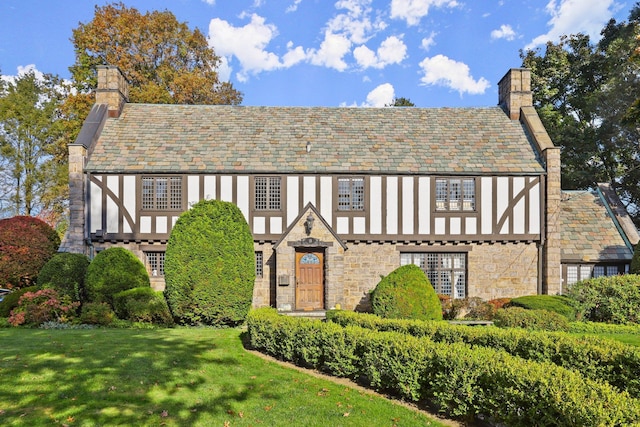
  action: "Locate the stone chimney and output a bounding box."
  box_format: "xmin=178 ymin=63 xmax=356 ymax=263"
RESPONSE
xmin=95 ymin=65 xmax=129 ymax=118
xmin=498 ymin=68 xmax=533 ymax=120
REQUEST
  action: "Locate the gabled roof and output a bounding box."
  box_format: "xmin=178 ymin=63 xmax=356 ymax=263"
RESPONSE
xmin=84 ymin=104 xmax=546 ymax=175
xmin=560 ymin=189 xmax=635 ymax=262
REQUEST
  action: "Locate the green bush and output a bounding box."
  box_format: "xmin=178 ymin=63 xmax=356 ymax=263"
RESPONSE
xmin=247 ymin=308 xmax=640 ymax=425
xmin=631 ymin=242 xmax=640 ymax=274
xmin=0 ymin=286 xmax=38 ymax=318
xmin=79 ymin=302 xmax=116 ymax=326
xmin=112 ymin=287 xmax=173 ymax=326
xmin=493 ymin=306 xmax=570 ymax=331
xmin=371 ymin=264 xmax=442 ymax=321
xmin=508 ymin=295 xmax=576 ymax=320
xmin=38 ymin=252 xmax=90 ymax=302
xmin=84 ymin=247 xmax=150 ymax=305
xmin=565 ymin=274 xmax=640 ymax=324
xmin=164 ymin=199 xmax=255 ymax=326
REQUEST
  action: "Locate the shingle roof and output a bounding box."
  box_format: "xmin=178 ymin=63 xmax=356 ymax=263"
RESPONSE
xmin=84 ymin=104 xmax=546 ymax=174
xmin=560 ymin=190 xmax=633 ymax=262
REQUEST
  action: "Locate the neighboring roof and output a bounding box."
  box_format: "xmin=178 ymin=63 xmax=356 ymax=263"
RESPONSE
xmin=560 ymin=189 xmax=634 ymax=262
xmin=84 ymin=104 xmax=546 ymax=174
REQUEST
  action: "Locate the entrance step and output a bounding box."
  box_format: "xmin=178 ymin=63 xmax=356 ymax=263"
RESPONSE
xmin=282 ymin=310 xmax=326 ymax=320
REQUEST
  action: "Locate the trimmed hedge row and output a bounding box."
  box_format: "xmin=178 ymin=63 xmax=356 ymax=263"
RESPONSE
xmin=327 ymin=310 xmax=640 ymax=398
xmin=247 ymin=308 xmax=640 ymax=425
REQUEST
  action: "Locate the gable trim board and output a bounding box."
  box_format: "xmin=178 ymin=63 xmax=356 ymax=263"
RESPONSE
xmin=60 ymin=66 xmax=639 ymax=311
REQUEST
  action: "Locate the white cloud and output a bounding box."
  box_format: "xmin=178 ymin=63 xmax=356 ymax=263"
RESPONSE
xmin=491 ymin=24 xmax=516 ymax=41
xmin=201 ymin=0 xmax=215 ymax=5
xmin=354 ymin=35 xmax=407 ymax=69
xmin=365 ymin=83 xmax=395 ymax=107
xmin=421 ymin=32 xmax=437 ymax=50
xmin=208 ymin=14 xmax=304 ymax=82
xmin=307 ymin=31 xmax=352 ymax=71
xmin=418 ymin=55 xmax=490 ymax=95
xmin=1 ymin=64 xmax=44 ymax=86
xmin=390 ymin=0 xmax=459 ymax=26
xmin=286 ymin=0 xmax=303 ymax=13
xmin=526 ymin=0 xmax=617 ymax=50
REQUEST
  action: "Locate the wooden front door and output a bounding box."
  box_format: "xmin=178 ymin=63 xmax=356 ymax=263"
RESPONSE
xmin=295 ymin=251 xmax=324 ymax=310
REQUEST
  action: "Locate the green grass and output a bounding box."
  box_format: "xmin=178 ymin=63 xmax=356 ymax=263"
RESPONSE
xmin=590 ymin=333 xmax=640 ymax=347
xmin=0 ymin=327 xmax=445 ymax=426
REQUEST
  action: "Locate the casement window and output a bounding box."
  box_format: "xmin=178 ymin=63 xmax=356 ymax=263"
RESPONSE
xmin=142 ymin=177 xmax=182 ymax=210
xmin=255 ymin=251 xmax=263 ymax=278
xmin=435 ymin=178 xmax=475 ymax=212
xmin=145 ymin=251 xmax=165 ymax=277
xmin=401 ymin=252 xmax=467 ymax=298
xmin=564 ymin=263 xmax=627 ymax=286
xmin=337 ymin=177 xmax=365 ymax=211
xmin=255 ymin=177 xmax=281 ymax=210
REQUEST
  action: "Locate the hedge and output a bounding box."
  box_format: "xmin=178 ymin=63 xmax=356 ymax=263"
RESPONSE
xmin=247 ymin=308 xmax=640 ymax=425
xmin=327 ymin=310 xmax=640 ymax=398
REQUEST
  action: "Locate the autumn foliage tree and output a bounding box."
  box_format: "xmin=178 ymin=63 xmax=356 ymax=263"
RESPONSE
xmin=0 ymin=216 xmax=60 ymax=289
xmin=68 ymin=2 xmax=242 ymax=107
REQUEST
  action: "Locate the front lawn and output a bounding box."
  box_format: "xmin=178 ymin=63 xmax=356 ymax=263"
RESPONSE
xmin=0 ymin=327 xmax=445 ymax=426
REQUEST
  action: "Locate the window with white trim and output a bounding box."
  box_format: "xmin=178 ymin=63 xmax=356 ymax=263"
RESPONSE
xmin=435 ymin=178 xmax=475 ymax=211
xmin=337 ymin=177 xmax=364 ymax=211
xmin=145 ymin=251 xmax=165 ymax=277
xmin=401 ymin=252 xmax=466 ymax=298
xmin=564 ymin=263 xmax=626 ymax=286
xmin=255 ymin=177 xmax=281 ymax=210
xmin=142 ymin=177 xmax=182 ymax=210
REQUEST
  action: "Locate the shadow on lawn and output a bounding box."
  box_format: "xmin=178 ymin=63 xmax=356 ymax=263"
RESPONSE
xmin=0 ymin=328 xmax=279 ymax=426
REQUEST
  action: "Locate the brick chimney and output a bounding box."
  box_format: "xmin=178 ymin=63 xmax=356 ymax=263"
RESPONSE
xmin=498 ymin=68 xmax=532 ymax=120
xmin=95 ymin=65 xmax=128 ymax=118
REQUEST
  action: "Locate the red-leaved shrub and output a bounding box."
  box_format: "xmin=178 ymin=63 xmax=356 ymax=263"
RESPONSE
xmin=8 ymin=288 xmax=79 ymax=326
xmin=0 ymin=216 xmax=60 ymax=289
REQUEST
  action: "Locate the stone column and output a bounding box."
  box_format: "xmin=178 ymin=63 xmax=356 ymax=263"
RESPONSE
xmin=59 ymin=144 xmax=87 ymax=254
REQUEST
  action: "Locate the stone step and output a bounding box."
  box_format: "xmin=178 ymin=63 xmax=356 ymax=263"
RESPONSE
xmin=282 ymin=310 xmax=326 ymax=320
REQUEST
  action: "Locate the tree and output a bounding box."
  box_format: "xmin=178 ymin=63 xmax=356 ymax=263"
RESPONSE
xmin=0 ymin=70 xmax=69 ymax=219
xmin=0 ymin=216 xmax=60 ymax=289
xmin=164 ymin=199 xmax=255 ymax=326
xmin=386 ymin=97 xmax=415 ymax=107
xmin=521 ymin=4 xmax=640 ymax=223
xmin=69 ymin=2 xmax=242 ymax=106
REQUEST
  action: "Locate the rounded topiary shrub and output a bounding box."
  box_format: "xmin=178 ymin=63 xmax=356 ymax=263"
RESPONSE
xmin=494 ymin=306 xmax=570 ymax=331
xmin=113 ymin=287 xmax=173 ymax=326
xmin=164 ymin=199 xmax=255 ymax=326
xmin=371 ymin=264 xmax=442 ymax=321
xmin=38 ymin=252 xmax=90 ymax=302
xmin=84 ymin=247 xmax=150 ymax=305
xmin=508 ymin=295 xmax=576 ymax=320
xmin=0 ymin=216 xmax=60 ymax=288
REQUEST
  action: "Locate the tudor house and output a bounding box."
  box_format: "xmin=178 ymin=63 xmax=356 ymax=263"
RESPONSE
xmin=60 ymin=66 xmax=639 ymax=312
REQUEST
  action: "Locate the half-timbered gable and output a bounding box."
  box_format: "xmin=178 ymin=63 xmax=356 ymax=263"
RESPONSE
xmin=61 ymin=66 xmax=638 ymax=311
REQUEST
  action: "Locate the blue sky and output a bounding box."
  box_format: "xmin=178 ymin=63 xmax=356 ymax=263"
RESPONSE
xmin=0 ymin=0 xmax=633 ymax=107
